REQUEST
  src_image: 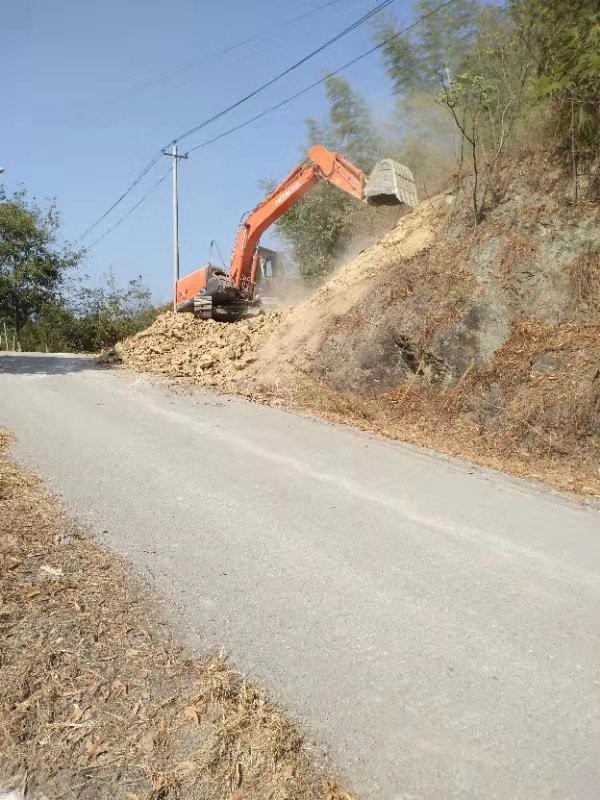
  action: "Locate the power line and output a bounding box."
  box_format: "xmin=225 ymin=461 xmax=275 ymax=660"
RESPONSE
xmin=100 ymin=0 xmax=368 ymax=107
xmin=80 ymin=0 xmax=458 ymax=248
xmin=166 ymin=0 xmax=396 ymax=148
xmin=76 ymin=0 xmax=394 ymax=244
xmin=185 ymin=0 xmax=458 ymax=155
xmin=203 ymin=0 xmax=384 ymax=75
xmin=291 ymin=0 xmax=349 ymax=23
xmin=213 ymin=239 xmax=228 ymax=268
xmin=76 ymin=154 xmax=163 ymax=244
xmin=86 ymin=168 xmax=172 ymax=250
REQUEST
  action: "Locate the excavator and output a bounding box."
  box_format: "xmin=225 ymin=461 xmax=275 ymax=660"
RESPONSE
xmin=175 ymin=144 xmax=418 ymax=320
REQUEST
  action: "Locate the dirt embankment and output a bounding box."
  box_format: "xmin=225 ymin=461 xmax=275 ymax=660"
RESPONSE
xmin=116 ymin=152 xmax=600 ymax=496
xmin=0 ymin=431 xmax=353 ymax=800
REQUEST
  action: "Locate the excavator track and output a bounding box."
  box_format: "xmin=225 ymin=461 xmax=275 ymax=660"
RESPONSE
xmin=193 ymin=294 xmax=259 ymax=321
xmin=193 ymin=295 xmax=213 ymax=320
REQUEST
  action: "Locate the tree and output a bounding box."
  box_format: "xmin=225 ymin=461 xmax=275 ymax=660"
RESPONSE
xmin=512 ymin=0 xmax=600 ymax=197
xmin=372 ymin=14 xmax=425 ymax=95
xmin=20 ymin=271 xmax=161 ymax=353
xmin=373 ymin=0 xmax=483 ymax=97
xmin=0 ymin=188 xmax=81 ymax=343
xmin=371 ymin=0 xmax=491 ymax=202
xmin=436 ymin=5 xmax=532 ymax=219
xmin=306 ymin=75 xmax=381 ymax=169
xmin=271 ymin=181 xmax=354 ymax=285
xmin=70 ymin=271 xmax=158 ymax=352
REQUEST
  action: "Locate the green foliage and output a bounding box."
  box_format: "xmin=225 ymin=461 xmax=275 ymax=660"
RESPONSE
xmin=17 ymin=272 xmax=162 ymax=353
xmin=0 ymin=188 xmax=81 ymax=339
xmin=435 ymin=6 xmax=533 ymax=218
xmin=514 ymin=0 xmax=600 ymax=147
xmin=272 ymin=182 xmax=354 ymax=286
xmin=373 ymin=15 xmax=426 ymax=95
xmin=438 ymin=7 xmax=531 ymax=149
xmin=267 ymin=0 xmax=599 ymax=283
xmin=373 ymin=0 xmax=483 ymax=95
xmin=72 ymin=272 xmax=160 ymax=351
xmin=0 ymin=188 xmax=160 ymax=353
xmin=306 ymin=75 xmax=381 ymax=169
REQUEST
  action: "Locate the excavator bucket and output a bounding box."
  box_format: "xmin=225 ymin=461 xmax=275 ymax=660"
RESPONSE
xmin=364 ymin=159 xmax=418 ymax=207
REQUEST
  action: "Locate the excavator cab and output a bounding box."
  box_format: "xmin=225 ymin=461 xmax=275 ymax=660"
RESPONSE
xmin=254 ymin=247 xmax=287 ymax=308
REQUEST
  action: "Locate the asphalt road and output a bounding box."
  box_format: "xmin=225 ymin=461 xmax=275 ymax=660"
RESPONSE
xmin=1 ymin=353 xmax=599 ymax=800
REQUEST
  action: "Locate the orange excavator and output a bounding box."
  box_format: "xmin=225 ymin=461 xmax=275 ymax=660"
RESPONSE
xmin=175 ymin=144 xmax=417 ymax=320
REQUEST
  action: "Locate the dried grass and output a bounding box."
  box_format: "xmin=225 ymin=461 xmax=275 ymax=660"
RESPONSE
xmin=0 ymin=433 xmax=354 ymax=800
xmin=565 ymin=249 xmax=600 ymax=316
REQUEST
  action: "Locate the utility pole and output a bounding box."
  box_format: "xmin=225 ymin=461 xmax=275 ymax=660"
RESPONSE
xmin=162 ymin=143 xmax=188 ymax=310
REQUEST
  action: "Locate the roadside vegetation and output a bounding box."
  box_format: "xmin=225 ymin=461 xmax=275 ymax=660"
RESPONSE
xmin=0 ymin=187 xmax=163 ymax=353
xmin=0 ymin=430 xmax=353 ymax=800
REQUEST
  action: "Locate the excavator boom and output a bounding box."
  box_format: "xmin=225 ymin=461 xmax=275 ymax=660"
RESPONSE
xmin=175 ymin=144 xmax=417 ymax=317
xmin=229 ymin=144 xmax=367 ymax=290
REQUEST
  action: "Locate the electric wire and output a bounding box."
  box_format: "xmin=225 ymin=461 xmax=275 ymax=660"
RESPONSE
xmin=80 ymin=0 xmax=457 ymax=248
xmin=165 ymin=0 xmax=396 ymax=148
xmin=213 ymin=239 xmax=228 ymax=268
xmin=86 ymin=168 xmax=172 ymax=250
xmin=76 ymin=154 xmax=163 ymax=244
xmin=185 ymin=0 xmax=458 ymax=154
xmin=76 ymin=0 xmax=394 ymax=244
xmin=112 ymin=0 xmax=370 ymax=103
xmin=291 ymin=0 xmax=349 ymax=23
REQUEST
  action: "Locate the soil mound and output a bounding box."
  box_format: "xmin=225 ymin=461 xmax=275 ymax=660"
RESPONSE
xmin=116 ymin=310 xmax=283 ymax=391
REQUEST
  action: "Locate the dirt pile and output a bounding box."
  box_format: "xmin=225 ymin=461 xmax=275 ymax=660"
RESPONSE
xmin=0 ymin=430 xmax=353 ymax=800
xmin=115 ymin=310 xmax=283 ymax=391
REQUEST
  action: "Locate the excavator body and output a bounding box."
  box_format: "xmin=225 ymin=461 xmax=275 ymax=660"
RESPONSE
xmin=175 ymin=266 xmax=210 ymax=312
xmin=175 ymin=144 xmax=417 ymax=320
xmin=175 ymin=248 xmax=286 ymax=319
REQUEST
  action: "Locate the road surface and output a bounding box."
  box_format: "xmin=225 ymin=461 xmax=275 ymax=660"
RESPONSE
xmin=1 ymin=353 xmax=599 ymax=800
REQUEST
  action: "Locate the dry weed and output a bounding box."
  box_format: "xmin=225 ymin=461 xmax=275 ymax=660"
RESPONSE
xmin=565 ymin=249 xmax=600 ymax=316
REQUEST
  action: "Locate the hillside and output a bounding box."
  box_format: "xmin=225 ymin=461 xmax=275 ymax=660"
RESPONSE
xmin=116 ymin=152 xmax=600 ymax=496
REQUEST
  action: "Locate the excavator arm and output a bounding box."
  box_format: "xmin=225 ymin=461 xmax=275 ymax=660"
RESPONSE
xmin=229 ymin=144 xmax=366 ymax=292
xmin=175 ymin=143 xmax=416 ymax=316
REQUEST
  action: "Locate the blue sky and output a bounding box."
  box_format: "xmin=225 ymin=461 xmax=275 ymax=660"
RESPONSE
xmin=2 ymin=0 xmax=413 ymax=301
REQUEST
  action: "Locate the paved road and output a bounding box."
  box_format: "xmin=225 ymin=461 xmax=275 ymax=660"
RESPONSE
xmin=1 ymin=353 xmax=599 ymax=800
